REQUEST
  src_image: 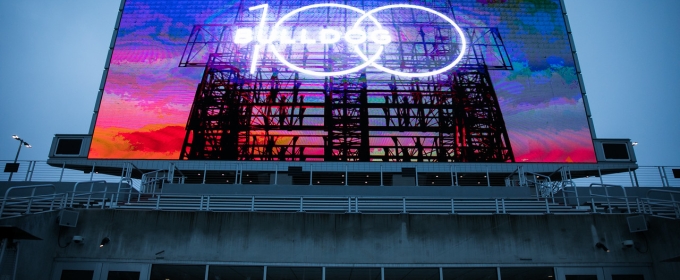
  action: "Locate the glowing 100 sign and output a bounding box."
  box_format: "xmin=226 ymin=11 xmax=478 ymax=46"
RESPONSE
xmin=234 ymin=3 xmax=468 ymax=78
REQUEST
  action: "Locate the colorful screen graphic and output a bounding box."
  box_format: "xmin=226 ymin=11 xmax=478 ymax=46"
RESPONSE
xmin=89 ymin=0 xmax=596 ymax=162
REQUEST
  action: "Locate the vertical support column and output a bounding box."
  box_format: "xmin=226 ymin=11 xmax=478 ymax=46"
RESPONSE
xmin=439 ymin=267 xmax=443 ymax=280
xmin=486 ymin=168 xmax=491 ymax=187
xmin=263 ymin=266 xmax=267 ymax=280
xmin=380 ymin=165 xmax=384 ymax=186
xmin=598 ymin=167 xmax=604 ymax=185
xmin=309 ymin=164 xmax=313 ymax=186
xmin=628 ymin=167 xmax=635 ymax=187
xmin=415 ymin=166 xmax=419 ymax=186
xmin=381 ymin=267 xmax=385 ymax=280
xmin=202 ymin=163 xmax=207 ymax=184
xmin=11 ymin=240 xmax=19 ymax=280
xmin=23 ymin=161 xmax=33 ymax=181
xmin=322 ymin=267 xmax=326 ymax=280
xmin=274 ymin=165 xmax=278 ymax=185
xmin=454 ymin=166 xmax=458 ymax=186
xmin=89 ymin=163 xmax=96 ymax=181
xmin=204 ymin=265 xmax=210 ymax=280
xmin=659 ymin=166 xmax=670 ymax=187
xmin=59 ymin=162 xmax=66 ymax=182
xmin=450 ymin=165 xmax=454 ymax=186
xmin=345 ymin=165 xmax=348 ymax=186
xmin=0 ymin=239 xmax=6 ymax=271
xmin=167 ymin=163 xmax=174 ymax=184
xmin=237 ymin=164 xmax=242 ymax=185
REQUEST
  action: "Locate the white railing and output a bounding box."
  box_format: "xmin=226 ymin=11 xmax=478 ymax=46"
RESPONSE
xmin=69 ymin=180 xmax=108 ymax=208
xmin=1 ymin=182 xmax=679 ymax=219
xmin=119 ymin=195 xmax=590 ymax=215
xmin=0 ymin=184 xmax=68 ymax=218
xmin=642 ymin=189 xmax=680 ymax=219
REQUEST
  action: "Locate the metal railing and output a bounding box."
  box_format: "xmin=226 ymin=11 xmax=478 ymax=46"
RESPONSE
xmin=1 ymin=183 xmax=679 ymax=219
xmin=0 ymin=184 xmax=68 ymax=218
xmin=588 ymin=183 xmax=631 ymax=214
xmin=121 ymin=194 xmax=588 ymax=215
xmin=642 ymin=189 xmax=680 ymax=219
xmin=69 ymin=180 xmax=108 ymax=208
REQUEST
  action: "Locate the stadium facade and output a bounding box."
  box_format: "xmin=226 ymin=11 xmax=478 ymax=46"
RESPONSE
xmin=1 ymin=0 xmax=679 ymax=280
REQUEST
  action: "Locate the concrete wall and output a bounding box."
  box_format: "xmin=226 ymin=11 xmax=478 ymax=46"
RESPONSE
xmin=3 ymin=210 xmax=679 ymax=280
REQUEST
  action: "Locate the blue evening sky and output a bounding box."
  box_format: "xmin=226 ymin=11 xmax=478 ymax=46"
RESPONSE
xmin=0 ymin=0 xmax=678 ymax=166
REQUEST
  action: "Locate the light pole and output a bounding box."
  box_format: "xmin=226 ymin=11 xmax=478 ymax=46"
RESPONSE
xmin=8 ymin=135 xmax=31 ymax=181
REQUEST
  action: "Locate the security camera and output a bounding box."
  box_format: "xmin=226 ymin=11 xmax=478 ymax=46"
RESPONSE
xmin=72 ymin=236 xmax=84 ymax=244
xmin=622 ymin=240 xmax=634 ymax=249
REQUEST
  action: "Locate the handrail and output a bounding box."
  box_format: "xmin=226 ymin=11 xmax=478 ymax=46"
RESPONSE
xmin=141 ymin=169 xmax=167 ymax=195
xmin=560 ymin=182 xmax=580 ymax=206
xmin=526 ymin=171 xmax=552 ymax=200
xmin=170 ymin=164 xmax=186 ymax=184
xmin=131 ymin=194 xmax=586 ymax=215
xmin=7 ymin=189 xmax=680 ymax=218
xmin=1 ymin=184 xmax=57 ymax=216
xmin=588 ymin=183 xmax=630 ymax=213
xmin=0 ymin=184 xmax=62 ymax=218
xmin=70 ymin=181 xmax=108 ymax=207
xmin=0 ymin=193 xmax=68 ymax=214
xmin=645 ymin=188 xmax=680 ymax=199
xmin=3 ymin=184 xmax=56 ymax=201
xmin=644 ymin=189 xmax=680 ymax=219
xmin=127 ymin=162 xmax=144 ymax=178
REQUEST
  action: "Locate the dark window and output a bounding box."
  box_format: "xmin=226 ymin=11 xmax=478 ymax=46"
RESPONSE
xmin=444 ymin=267 xmax=498 ymax=280
xmin=3 ymin=163 xmax=19 ymax=173
xmin=209 ymin=266 xmax=264 ymax=280
xmin=107 ymin=271 xmax=141 ymax=280
xmin=602 ymin=143 xmax=629 ymax=160
xmin=384 ymin=268 xmax=439 ymax=280
xmin=565 ymin=276 xmax=598 ymax=280
xmin=500 ymin=267 xmax=554 ymax=280
xmin=56 ymin=139 xmax=83 ymax=155
xmin=60 ymin=270 xmax=94 ymax=280
xmin=672 ymin=169 xmax=680 ymax=178
xmin=326 ymin=268 xmax=381 ymax=280
xmin=611 ymin=275 xmax=644 ymax=280
xmin=151 ymin=264 xmax=205 ymax=280
xmin=267 ymin=267 xmax=322 ymax=280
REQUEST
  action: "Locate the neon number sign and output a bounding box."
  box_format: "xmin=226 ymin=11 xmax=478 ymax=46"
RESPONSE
xmin=234 ymin=3 xmax=468 ymax=78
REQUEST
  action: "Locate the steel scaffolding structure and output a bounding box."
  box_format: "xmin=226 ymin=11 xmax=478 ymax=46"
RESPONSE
xmin=179 ymin=1 xmax=514 ymax=162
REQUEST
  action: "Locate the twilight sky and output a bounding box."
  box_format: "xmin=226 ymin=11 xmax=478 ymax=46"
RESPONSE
xmin=0 ymin=0 xmax=679 ymax=166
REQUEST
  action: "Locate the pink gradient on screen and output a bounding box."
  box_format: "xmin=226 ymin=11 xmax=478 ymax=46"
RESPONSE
xmin=509 ymin=128 xmax=596 ymax=162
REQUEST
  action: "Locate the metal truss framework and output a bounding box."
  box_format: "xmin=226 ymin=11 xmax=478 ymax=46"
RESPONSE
xmin=179 ymin=0 xmax=514 ymax=162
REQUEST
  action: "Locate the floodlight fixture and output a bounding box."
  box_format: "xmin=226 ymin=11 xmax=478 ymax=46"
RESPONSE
xmin=8 ymin=135 xmax=32 ymax=181
xmin=632 ymin=142 xmax=638 ymax=146
xmin=100 ymin=237 xmax=110 ymax=248
xmin=595 ymin=242 xmax=610 ymax=252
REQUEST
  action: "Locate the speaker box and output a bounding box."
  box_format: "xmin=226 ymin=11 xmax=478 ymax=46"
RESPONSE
xmin=59 ymin=210 xmax=79 ymax=227
xmin=627 ymin=215 xmax=647 ymax=232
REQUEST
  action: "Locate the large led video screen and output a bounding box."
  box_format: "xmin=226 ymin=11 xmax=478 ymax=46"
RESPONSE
xmin=89 ymin=0 xmax=596 ymax=162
